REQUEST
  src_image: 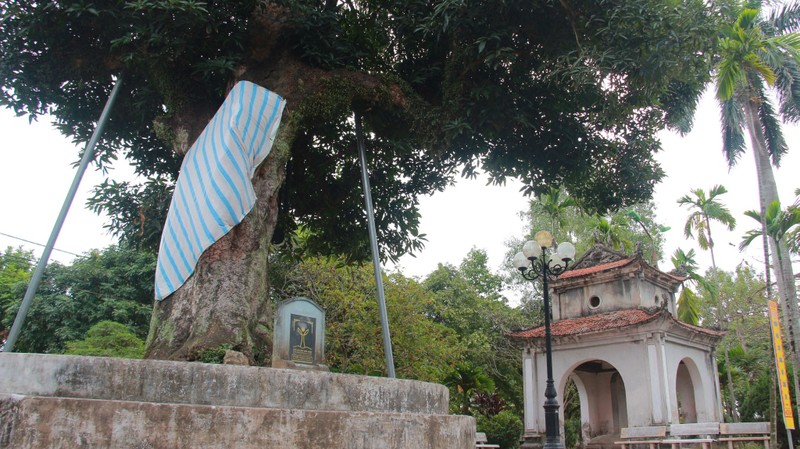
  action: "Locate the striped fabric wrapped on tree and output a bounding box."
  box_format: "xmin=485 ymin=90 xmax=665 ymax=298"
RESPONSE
xmin=155 ymin=81 xmax=286 ymax=300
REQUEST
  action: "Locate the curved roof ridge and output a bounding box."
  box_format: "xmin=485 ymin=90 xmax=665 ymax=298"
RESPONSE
xmin=558 ymin=258 xmax=636 ymax=279
xmin=508 ymin=308 xmax=659 ymax=339
xmin=507 ymin=308 xmax=723 ymax=340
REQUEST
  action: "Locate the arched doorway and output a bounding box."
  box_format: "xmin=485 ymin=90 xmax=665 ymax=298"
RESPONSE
xmin=610 ymin=372 xmax=628 ymax=429
xmin=676 ymin=359 xmax=700 ymax=423
xmin=565 ymin=359 xmax=629 ymax=445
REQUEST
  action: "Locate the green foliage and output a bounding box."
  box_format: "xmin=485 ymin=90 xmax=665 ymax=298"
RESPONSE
xmin=64 ymin=320 xmax=145 ymax=358
xmin=459 ymin=248 xmax=504 ymax=300
xmin=0 ymin=247 xmax=35 ymax=333
xmin=563 ymin=379 xmax=582 ymax=449
xmin=715 ymin=2 xmax=800 ymax=166
xmin=423 ymin=256 xmax=527 ymax=413
xmin=677 ymin=288 xmax=701 ymax=326
xmin=741 ymin=200 xmax=800 ymax=253
xmin=538 ymin=187 xmax=577 ymax=235
xmin=87 ymin=177 xmax=174 ymax=252
xmin=678 ymin=185 xmax=737 ymax=254
xmin=2 ymin=245 xmax=156 ymax=353
xmin=695 ymin=265 xmax=773 ymax=420
xmin=671 ymin=248 xmax=700 ymax=278
xmin=0 ymin=0 xmax=726 ymax=265
xmin=789 ymin=188 xmax=800 ymax=255
xmin=564 ymin=414 xmax=582 ymax=449
xmin=475 ymin=410 xmax=523 ymax=449
xmin=738 ymin=361 xmax=770 ymax=422
xmin=540 ymin=192 xmax=666 ymax=259
xmin=443 ymin=362 xmax=495 ymax=415
xmin=196 ymin=344 xmax=232 ymax=364
xmin=697 ymin=265 xmax=769 ymax=334
xmin=270 ymin=255 xmax=461 ymax=381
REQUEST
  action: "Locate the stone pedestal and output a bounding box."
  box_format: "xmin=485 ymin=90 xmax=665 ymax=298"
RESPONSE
xmin=0 ymin=353 xmax=474 ymax=449
xmin=520 ymin=432 xmax=545 ymax=449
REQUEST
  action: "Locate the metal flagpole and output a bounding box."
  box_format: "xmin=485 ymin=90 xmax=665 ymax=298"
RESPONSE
xmin=4 ymin=74 xmax=124 ymax=353
xmin=354 ymin=112 xmax=396 ymax=378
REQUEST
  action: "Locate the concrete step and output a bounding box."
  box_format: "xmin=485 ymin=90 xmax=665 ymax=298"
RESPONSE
xmin=0 ymin=354 xmax=474 ymax=449
xmin=586 ymin=433 xmax=623 ymax=449
xmin=0 ymin=353 xmax=447 ymax=413
xmin=0 ymin=393 xmax=473 ymax=449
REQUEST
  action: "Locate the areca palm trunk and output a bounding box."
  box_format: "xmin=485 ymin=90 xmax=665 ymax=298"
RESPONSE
xmin=743 ymin=98 xmax=800 ymax=419
xmin=705 ymin=216 xmax=719 ymax=270
xmin=706 ymin=215 xmax=738 ymax=420
xmin=721 ymin=304 xmax=738 ymax=421
xmin=708 ymin=241 xmax=738 ymax=421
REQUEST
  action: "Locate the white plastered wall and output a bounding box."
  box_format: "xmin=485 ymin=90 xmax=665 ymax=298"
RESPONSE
xmin=521 ymin=330 xmax=721 ymax=440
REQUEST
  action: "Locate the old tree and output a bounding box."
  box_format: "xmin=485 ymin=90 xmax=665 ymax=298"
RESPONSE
xmin=0 ymin=0 xmax=722 ymax=362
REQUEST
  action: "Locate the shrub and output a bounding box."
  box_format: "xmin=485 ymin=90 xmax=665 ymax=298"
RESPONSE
xmin=476 ymin=410 xmax=523 ymax=449
xmin=65 ymin=321 xmax=145 ymax=358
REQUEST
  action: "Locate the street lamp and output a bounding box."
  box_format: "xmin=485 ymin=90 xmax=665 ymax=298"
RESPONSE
xmin=513 ymin=231 xmax=575 ymax=449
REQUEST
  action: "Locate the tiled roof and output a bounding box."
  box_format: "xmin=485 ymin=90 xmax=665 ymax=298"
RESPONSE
xmin=508 ymin=309 xmax=723 ymax=339
xmin=508 ymin=309 xmax=657 ymax=339
xmin=559 ymin=258 xmax=635 ymax=279
xmin=675 ymin=320 xmax=725 ymax=336
xmin=666 ymin=272 xmax=689 ymax=282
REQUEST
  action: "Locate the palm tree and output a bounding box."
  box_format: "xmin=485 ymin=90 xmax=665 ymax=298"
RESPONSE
xmin=740 ymin=199 xmax=800 ymax=424
xmin=671 ymin=248 xmax=705 ymax=326
xmin=627 ymin=210 xmax=670 ymax=265
xmin=671 ymin=248 xmax=701 ymax=280
xmin=787 ymin=188 xmax=800 ymax=255
xmin=715 ymin=4 xmax=800 ymax=418
xmin=678 ymin=185 xmax=736 ymax=271
xmin=590 ymin=215 xmax=631 ymax=252
xmin=741 ymin=200 xmax=800 ymax=273
xmin=678 ymin=185 xmax=738 ymax=419
xmin=443 ymin=362 xmax=495 ymax=415
xmin=538 ymin=187 xmax=577 ymax=235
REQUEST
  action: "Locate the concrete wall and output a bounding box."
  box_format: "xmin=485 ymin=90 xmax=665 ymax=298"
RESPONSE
xmin=0 ymin=394 xmax=474 ymax=449
xmin=524 ymin=337 xmax=659 ymax=437
xmin=522 ymin=327 xmax=722 ymax=442
xmin=0 ymin=353 xmax=447 ymax=413
xmin=0 ymin=354 xmax=474 ymax=449
xmin=663 ymin=341 xmax=721 ymax=423
xmin=555 ymin=277 xmax=675 ymax=321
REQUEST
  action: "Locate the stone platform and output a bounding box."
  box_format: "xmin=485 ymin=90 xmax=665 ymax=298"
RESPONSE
xmin=0 ymin=353 xmax=474 ymax=448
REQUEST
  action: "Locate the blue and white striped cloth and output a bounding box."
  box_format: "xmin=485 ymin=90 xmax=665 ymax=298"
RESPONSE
xmin=155 ymin=81 xmax=286 ymax=300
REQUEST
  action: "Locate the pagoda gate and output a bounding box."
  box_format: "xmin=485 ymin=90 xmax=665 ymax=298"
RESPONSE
xmin=509 ymin=245 xmax=724 ymax=448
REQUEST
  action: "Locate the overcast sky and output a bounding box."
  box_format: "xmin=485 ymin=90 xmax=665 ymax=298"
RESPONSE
xmin=0 ymin=87 xmax=798 ymax=286
xmin=396 ymin=87 xmax=800 ymax=279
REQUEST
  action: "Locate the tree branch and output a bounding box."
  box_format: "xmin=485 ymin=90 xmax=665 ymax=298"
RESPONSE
xmin=558 ymin=0 xmax=582 ymax=50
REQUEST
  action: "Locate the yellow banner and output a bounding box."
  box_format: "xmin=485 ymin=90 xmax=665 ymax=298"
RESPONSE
xmin=769 ymin=300 xmax=795 ymax=429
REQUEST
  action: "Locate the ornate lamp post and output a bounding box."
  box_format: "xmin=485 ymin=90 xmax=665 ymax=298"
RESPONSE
xmin=513 ymin=231 xmax=575 ymax=449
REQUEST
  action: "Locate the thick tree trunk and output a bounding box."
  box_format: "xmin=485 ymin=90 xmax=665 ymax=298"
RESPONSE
xmin=142 ymin=24 xmax=417 ymax=362
xmin=145 ymin=113 xmax=297 ymax=363
xmin=744 ymin=99 xmax=800 ymax=416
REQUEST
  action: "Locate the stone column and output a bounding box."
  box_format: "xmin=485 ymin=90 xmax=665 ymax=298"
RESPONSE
xmin=522 ymin=346 xmax=544 ymax=449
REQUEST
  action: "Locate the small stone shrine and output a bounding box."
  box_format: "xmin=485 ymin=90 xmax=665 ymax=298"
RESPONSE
xmin=272 ymin=296 xmax=328 ymax=371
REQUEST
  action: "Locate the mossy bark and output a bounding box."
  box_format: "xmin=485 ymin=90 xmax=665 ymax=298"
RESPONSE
xmin=145 ymin=112 xmax=297 ymax=363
